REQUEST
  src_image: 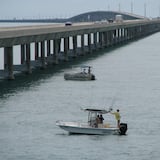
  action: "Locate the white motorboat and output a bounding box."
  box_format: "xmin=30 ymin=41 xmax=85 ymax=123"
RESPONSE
xmin=64 ymin=66 xmax=95 ymax=81
xmin=56 ymin=108 xmax=127 ymax=135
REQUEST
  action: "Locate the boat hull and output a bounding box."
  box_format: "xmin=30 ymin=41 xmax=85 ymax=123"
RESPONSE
xmin=56 ymin=121 xmax=119 ymax=135
xmin=64 ymin=73 xmax=95 ymax=81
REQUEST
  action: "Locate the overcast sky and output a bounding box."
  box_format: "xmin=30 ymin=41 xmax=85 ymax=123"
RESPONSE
xmin=0 ymin=0 xmax=160 ymax=19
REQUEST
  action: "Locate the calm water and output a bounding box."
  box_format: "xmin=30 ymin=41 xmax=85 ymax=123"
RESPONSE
xmin=0 ymin=29 xmax=160 ymax=160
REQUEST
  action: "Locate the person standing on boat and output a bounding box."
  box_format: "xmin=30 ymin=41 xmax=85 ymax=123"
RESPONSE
xmin=99 ymin=114 xmax=104 ymax=124
xmin=110 ymin=109 xmax=121 ymax=128
xmin=83 ymin=68 xmax=86 ymax=74
xmin=88 ymin=66 xmax=91 ymax=74
xmin=95 ymin=115 xmax=100 ymax=127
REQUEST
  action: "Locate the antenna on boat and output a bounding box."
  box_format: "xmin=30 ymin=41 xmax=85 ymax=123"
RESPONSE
xmin=109 ymin=96 xmax=117 ymax=110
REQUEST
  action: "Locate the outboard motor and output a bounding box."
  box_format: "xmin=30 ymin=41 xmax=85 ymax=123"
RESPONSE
xmin=91 ymin=74 xmax=95 ymax=80
xmin=119 ymin=123 xmax=128 ymax=135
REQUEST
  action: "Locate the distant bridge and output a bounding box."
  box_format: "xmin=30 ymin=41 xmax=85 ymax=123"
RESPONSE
xmin=0 ymin=11 xmax=145 ymax=23
xmin=69 ymin=11 xmax=145 ymax=22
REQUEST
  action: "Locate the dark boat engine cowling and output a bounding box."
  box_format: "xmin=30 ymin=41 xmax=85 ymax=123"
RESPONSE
xmin=119 ymin=123 xmax=128 ymax=135
xmin=91 ymin=74 xmax=95 ymax=80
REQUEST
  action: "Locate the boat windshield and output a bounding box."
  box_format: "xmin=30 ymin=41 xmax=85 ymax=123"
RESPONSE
xmin=80 ymin=66 xmax=92 ymax=74
xmin=88 ymin=111 xmax=97 ymax=126
xmin=84 ymin=108 xmax=110 ymax=127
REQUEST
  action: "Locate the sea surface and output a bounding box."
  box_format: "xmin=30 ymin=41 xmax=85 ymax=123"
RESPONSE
xmin=0 ymin=23 xmax=160 ymax=160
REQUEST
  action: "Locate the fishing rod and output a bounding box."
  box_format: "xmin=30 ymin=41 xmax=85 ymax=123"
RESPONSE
xmin=109 ymin=96 xmax=117 ymax=111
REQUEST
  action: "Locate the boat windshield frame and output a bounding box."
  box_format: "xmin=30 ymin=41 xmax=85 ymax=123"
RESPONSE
xmin=83 ymin=108 xmax=110 ymax=125
xmin=80 ymin=66 xmax=92 ymax=74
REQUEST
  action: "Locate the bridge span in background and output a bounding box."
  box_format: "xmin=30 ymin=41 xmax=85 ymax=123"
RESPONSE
xmin=0 ymin=11 xmax=146 ymax=23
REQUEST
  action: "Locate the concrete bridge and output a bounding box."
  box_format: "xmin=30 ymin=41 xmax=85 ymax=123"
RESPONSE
xmin=0 ymin=11 xmax=144 ymax=23
xmin=0 ymin=19 xmax=160 ymax=80
xmin=69 ymin=11 xmax=145 ymax=22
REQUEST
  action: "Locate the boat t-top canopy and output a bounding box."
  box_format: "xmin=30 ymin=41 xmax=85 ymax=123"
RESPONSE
xmin=80 ymin=65 xmax=92 ymax=68
xmin=83 ymin=108 xmax=111 ymax=114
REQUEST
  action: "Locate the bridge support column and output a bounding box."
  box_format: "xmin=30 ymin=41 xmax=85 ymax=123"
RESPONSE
xmin=137 ymin=26 xmax=142 ymax=38
xmin=118 ymin=29 xmax=121 ymax=43
xmin=73 ymin=36 xmax=77 ymax=57
xmin=107 ymin=31 xmax=112 ymax=46
xmin=121 ymin=28 xmax=125 ymax=42
xmin=26 ymin=44 xmax=32 ymax=74
xmin=132 ymin=27 xmax=135 ymax=39
xmin=4 ymin=46 xmax=15 ymax=80
xmin=130 ymin=28 xmax=133 ymax=39
xmin=107 ymin=31 xmax=112 ymax=47
xmin=40 ymin=41 xmax=46 ymax=69
xmin=116 ymin=29 xmax=119 ymax=44
xmin=102 ymin=32 xmax=106 ymax=47
xmin=53 ymin=39 xmax=60 ymax=64
xmin=64 ymin=37 xmax=69 ymax=61
xmin=93 ymin=32 xmax=97 ymax=50
xmin=21 ymin=44 xmax=25 ymax=64
xmin=47 ymin=40 xmax=51 ymax=57
xmin=135 ymin=26 xmax=140 ymax=38
xmin=105 ymin=31 xmax=109 ymax=47
xmin=124 ymin=28 xmax=128 ymax=41
xmin=128 ymin=28 xmax=133 ymax=40
xmin=88 ymin=33 xmax=91 ymax=53
xmin=125 ymin=28 xmax=129 ymax=40
xmin=113 ymin=30 xmax=117 ymax=45
xmin=143 ymin=26 xmax=146 ymax=36
xmin=99 ymin=32 xmax=103 ymax=49
xmin=111 ymin=30 xmax=115 ymax=46
xmin=103 ymin=32 xmax=108 ymax=47
xmin=35 ymin=42 xmax=39 ymax=60
xmin=132 ymin=27 xmax=136 ymax=39
xmin=119 ymin=28 xmax=123 ymax=43
xmin=81 ymin=34 xmax=85 ymax=55
xmin=114 ymin=29 xmax=117 ymax=44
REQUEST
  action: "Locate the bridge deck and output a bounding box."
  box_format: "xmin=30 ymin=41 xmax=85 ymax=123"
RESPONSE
xmin=0 ymin=20 xmax=155 ymax=39
xmin=0 ymin=19 xmax=160 ymax=80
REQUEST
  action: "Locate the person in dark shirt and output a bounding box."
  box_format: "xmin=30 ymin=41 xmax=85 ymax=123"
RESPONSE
xmin=99 ymin=114 xmax=104 ymax=124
